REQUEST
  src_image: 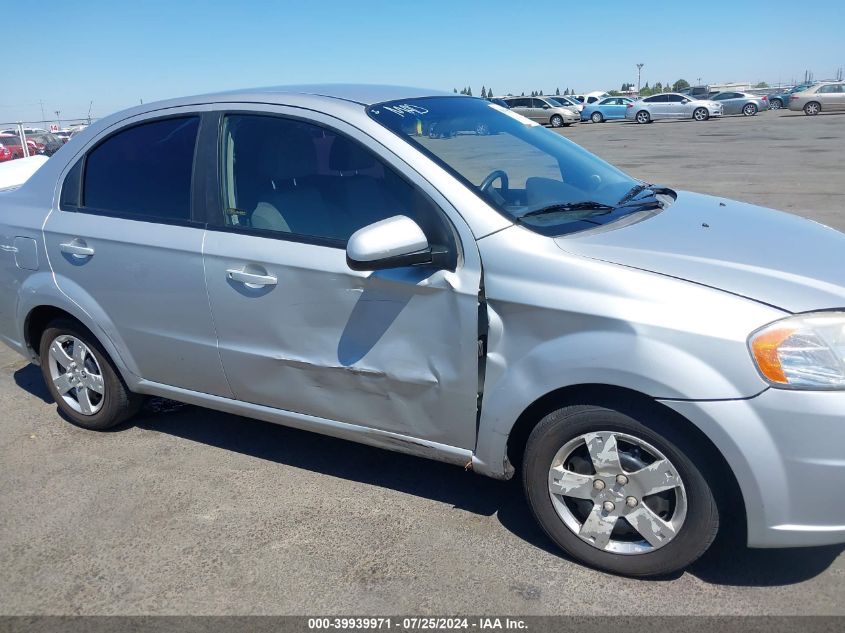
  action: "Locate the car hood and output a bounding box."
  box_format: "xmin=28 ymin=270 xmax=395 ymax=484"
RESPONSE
xmin=555 ymin=191 xmax=845 ymax=313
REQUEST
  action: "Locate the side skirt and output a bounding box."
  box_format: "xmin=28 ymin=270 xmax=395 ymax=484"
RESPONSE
xmin=134 ymin=379 xmax=475 ymax=468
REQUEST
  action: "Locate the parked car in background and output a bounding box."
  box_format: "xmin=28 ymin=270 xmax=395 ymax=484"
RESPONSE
xmin=626 ymin=93 xmax=723 ymax=123
xmin=486 ymin=97 xmax=511 ymax=109
xmin=501 ymin=96 xmax=579 ymax=127
xmin=2 ymin=85 xmax=845 ymax=579
xmin=555 ymin=95 xmax=584 ymax=112
xmin=768 ymin=83 xmax=816 ymax=110
xmin=709 ymin=91 xmax=769 ymax=116
xmin=582 ymin=97 xmax=634 ymax=122
xmin=678 ymin=85 xmax=717 ymax=100
xmin=54 ymin=130 xmax=74 ymax=144
xmin=788 ymin=82 xmax=845 ymax=115
xmin=26 ymin=132 xmax=64 ymax=156
xmin=574 ymin=91 xmax=611 ymax=106
xmin=0 ymin=136 xmax=17 ymax=162
xmin=0 ymin=134 xmax=38 ymax=158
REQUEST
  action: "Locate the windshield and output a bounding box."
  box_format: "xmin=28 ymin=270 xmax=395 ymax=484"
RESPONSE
xmin=368 ymin=96 xmax=657 ymax=236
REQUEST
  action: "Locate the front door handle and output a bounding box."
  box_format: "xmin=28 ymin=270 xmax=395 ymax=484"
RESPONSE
xmin=60 ymin=241 xmax=95 ymax=258
xmin=226 ymin=268 xmax=277 ymax=287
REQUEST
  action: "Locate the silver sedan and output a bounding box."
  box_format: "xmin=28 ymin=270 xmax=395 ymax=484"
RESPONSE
xmin=710 ymin=91 xmax=769 ymax=116
xmin=625 ymin=93 xmax=723 ymax=123
xmin=2 ymin=86 xmax=844 ymax=579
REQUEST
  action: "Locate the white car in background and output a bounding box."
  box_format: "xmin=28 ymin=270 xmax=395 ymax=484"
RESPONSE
xmin=625 ymin=93 xmax=723 ymax=123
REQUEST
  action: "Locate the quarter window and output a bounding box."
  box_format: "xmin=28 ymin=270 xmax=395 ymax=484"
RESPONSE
xmin=219 ymin=114 xmax=451 ymax=248
xmin=82 ymin=117 xmax=199 ymax=220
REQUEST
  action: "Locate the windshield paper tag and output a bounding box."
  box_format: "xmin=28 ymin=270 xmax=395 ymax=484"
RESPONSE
xmin=489 ymin=102 xmax=540 ymax=126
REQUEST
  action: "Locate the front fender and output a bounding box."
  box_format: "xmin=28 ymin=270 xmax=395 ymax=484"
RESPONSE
xmin=470 ymin=228 xmax=788 ymax=479
xmin=17 ymin=272 xmax=141 ymax=386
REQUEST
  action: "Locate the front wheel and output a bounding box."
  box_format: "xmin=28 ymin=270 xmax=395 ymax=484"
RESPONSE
xmin=804 ymin=101 xmax=821 ymax=116
xmin=522 ymin=404 xmax=719 ymax=577
xmin=591 ymin=112 xmax=604 ymax=123
xmin=39 ymin=319 xmax=142 ymax=430
xmin=693 ymin=107 xmax=709 ymax=121
xmin=770 ymin=98 xmax=783 ymax=110
xmin=550 ymin=114 xmax=564 ymax=128
xmin=742 ymin=103 xmax=758 ymax=116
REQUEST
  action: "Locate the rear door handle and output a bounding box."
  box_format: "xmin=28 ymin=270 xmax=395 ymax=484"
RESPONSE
xmin=226 ymin=268 xmax=277 ymax=287
xmin=60 ymin=241 xmax=95 ymax=258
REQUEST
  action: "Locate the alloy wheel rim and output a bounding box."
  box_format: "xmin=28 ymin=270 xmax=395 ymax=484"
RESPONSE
xmin=807 ymin=103 xmax=819 ymax=115
xmin=47 ymin=335 xmax=105 ymax=415
xmin=592 ymin=113 xmax=602 ymax=123
xmin=694 ymin=108 xmax=707 ymax=120
xmin=552 ymin=116 xmax=562 ymax=127
xmin=547 ymin=431 xmax=688 ymax=554
xmin=637 ymin=112 xmax=648 ymax=123
xmin=744 ymin=104 xmax=755 ymax=115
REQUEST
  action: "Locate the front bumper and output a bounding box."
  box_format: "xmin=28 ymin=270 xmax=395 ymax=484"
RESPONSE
xmin=661 ymin=388 xmax=845 ymax=548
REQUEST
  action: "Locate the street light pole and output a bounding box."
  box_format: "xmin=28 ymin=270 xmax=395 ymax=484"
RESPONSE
xmin=636 ymin=63 xmax=644 ymax=94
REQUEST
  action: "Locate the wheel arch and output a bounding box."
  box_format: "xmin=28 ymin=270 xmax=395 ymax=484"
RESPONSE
xmin=502 ymin=383 xmax=747 ymax=538
xmin=17 ymin=275 xmax=141 ymax=387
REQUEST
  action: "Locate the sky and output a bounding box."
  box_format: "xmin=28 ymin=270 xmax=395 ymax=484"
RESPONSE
xmin=2 ymin=0 xmax=843 ymax=125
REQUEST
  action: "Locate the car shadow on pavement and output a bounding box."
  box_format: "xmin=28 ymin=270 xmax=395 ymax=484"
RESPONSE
xmin=12 ymin=362 xmax=845 ymax=586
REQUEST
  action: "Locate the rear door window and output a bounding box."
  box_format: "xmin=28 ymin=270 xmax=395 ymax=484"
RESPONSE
xmin=82 ymin=117 xmax=199 ymax=221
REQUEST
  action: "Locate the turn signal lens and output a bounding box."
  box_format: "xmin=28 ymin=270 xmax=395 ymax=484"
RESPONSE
xmin=749 ymin=313 xmax=845 ymax=390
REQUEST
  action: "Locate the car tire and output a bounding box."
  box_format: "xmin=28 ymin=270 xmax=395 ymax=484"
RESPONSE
xmin=693 ymin=107 xmax=709 ymax=121
xmin=39 ymin=319 xmax=142 ymax=430
xmin=635 ymin=110 xmax=650 ymax=124
xmin=742 ymin=103 xmax=757 ymax=116
xmin=550 ymin=115 xmax=564 ymax=128
xmin=522 ymin=404 xmax=719 ymax=577
xmin=591 ymin=112 xmax=604 ymax=123
xmin=804 ymin=101 xmax=821 ymax=116
xmin=770 ymin=98 xmax=782 ymax=110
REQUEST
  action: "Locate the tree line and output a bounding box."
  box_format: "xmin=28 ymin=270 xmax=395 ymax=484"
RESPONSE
xmin=455 ymin=86 xmax=576 ymax=98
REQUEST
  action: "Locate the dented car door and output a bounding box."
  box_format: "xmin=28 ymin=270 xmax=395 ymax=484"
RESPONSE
xmin=201 ymin=108 xmax=482 ymax=450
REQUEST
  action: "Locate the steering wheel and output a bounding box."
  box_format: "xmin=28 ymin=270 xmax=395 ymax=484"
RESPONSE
xmin=480 ymin=169 xmax=509 ymax=205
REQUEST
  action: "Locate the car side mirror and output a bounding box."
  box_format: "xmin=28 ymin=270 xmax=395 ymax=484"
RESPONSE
xmin=346 ymin=215 xmax=448 ymax=271
xmin=542 ymin=105 xmax=550 ymax=109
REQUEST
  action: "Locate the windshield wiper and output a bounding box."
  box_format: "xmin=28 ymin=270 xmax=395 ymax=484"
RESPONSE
xmin=617 ymin=183 xmax=673 ymax=206
xmin=517 ymin=201 xmax=615 ymax=221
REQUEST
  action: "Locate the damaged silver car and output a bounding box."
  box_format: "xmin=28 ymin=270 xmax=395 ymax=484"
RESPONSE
xmin=1 ymin=86 xmax=844 ymax=577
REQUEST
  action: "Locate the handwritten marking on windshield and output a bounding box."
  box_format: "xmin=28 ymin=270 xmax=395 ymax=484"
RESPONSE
xmin=383 ymin=104 xmax=430 ymax=117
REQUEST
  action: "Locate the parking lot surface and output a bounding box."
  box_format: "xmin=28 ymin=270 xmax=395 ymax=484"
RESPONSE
xmin=1 ymin=109 xmax=844 ymax=615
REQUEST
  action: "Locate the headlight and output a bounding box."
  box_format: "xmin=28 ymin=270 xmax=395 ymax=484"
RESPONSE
xmin=749 ymin=312 xmax=845 ymax=389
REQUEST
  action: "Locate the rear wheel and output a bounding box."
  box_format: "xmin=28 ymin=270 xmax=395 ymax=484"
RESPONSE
xmin=591 ymin=112 xmax=604 ymax=123
xmin=742 ymin=103 xmax=758 ymax=116
xmin=693 ymin=107 xmax=709 ymax=121
xmin=770 ymin=98 xmax=783 ymax=110
xmin=39 ymin=319 xmax=142 ymax=430
xmin=523 ymin=404 xmax=719 ymax=577
xmin=550 ymin=114 xmax=564 ymax=128
xmin=804 ymin=101 xmax=821 ymax=116
xmin=635 ymin=110 xmax=650 ymax=124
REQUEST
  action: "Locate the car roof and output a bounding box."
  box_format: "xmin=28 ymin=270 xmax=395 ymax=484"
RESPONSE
xmin=196 ymin=84 xmax=451 ymax=106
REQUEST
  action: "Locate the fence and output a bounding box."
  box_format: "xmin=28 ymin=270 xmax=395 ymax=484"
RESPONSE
xmin=0 ymin=118 xmax=92 ymax=159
